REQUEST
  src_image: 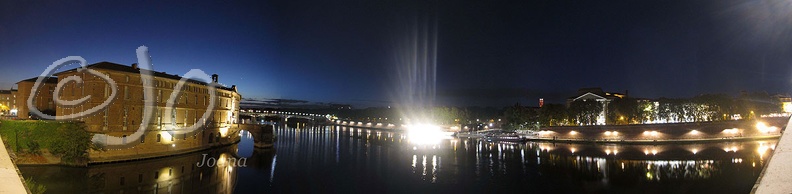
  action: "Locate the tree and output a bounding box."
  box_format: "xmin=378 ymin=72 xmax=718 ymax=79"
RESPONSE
xmin=49 ymin=122 xmax=94 ymax=164
xmin=691 ymin=94 xmax=733 ymax=121
xmin=606 ymin=98 xmax=640 ymax=125
xmin=539 ymin=103 xmax=568 ymax=126
xmin=431 ymin=106 xmax=474 ymax=125
xmin=637 ymin=100 xmax=656 ymax=123
xmin=568 ymin=100 xmax=603 ymax=125
xmin=736 ymin=91 xmax=780 ymax=119
xmin=503 ymin=104 xmax=538 ymax=130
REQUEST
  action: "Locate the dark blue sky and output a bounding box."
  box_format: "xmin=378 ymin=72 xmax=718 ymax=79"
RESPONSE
xmin=1 ymin=0 xmax=791 ymax=107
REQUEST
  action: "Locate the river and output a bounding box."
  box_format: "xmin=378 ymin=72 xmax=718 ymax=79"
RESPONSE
xmin=19 ymin=124 xmax=775 ymax=193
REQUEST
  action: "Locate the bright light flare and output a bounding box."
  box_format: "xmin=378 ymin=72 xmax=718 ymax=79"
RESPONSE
xmin=604 ymin=148 xmax=618 ymax=155
xmin=407 ymin=124 xmax=451 ymax=146
xmin=783 ymin=102 xmax=792 ymax=113
xmin=724 ymin=146 xmax=739 ymax=152
xmin=723 ymin=128 xmax=740 ymax=134
xmin=161 ymin=131 xmax=173 ymax=142
xmin=219 ymin=127 xmax=229 ymax=137
xmin=756 ymin=122 xmax=779 ymax=133
xmin=538 ymin=130 xmax=555 ymax=136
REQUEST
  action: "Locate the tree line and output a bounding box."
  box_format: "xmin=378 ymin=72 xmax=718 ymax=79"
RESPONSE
xmin=503 ymin=91 xmax=783 ymax=130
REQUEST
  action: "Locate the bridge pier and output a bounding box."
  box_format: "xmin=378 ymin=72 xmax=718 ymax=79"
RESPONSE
xmin=237 ymin=124 xmax=275 ymax=148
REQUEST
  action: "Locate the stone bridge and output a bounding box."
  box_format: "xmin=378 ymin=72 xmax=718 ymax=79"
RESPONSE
xmin=239 ymin=110 xmax=328 ymax=125
xmin=235 ymin=124 xmax=275 ymax=148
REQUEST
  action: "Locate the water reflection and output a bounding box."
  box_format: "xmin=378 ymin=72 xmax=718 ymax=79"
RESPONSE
xmin=20 ymin=145 xmax=245 ymax=194
xmin=263 ymin=125 xmax=774 ymax=192
xmin=19 ymin=124 xmax=777 ymax=193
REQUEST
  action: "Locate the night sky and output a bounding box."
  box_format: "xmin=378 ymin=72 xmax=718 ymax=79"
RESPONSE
xmin=1 ymin=0 xmax=791 ymax=107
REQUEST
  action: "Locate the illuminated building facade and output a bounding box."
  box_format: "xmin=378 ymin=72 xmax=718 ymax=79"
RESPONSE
xmin=0 ymin=89 xmax=17 ymax=116
xmin=48 ymin=62 xmax=242 ymax=161
xmin=566 ymin=88 xmax=626 ymax=125
xmin=15 ymin=77 xmax=57 ymax=118
xmin=776 ymin=95 xmax=792 ymax=113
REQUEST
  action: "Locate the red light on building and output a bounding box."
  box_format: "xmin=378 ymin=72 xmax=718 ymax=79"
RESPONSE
xmin=539 ymin=98 xmax=544 ymax=107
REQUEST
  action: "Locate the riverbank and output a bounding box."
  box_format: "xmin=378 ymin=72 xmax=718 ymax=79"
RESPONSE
xmin=0 ymin=120 xmax=246 ymax=166
xmin=526 ymin=118 xmax=787 ymax=143
xmin=10 ymin=138 xmax=244 ymax=166
xmin=87 ymin=139 xmax=241 ymax=165
xmin=335 ymin=118 xmax=788 ymax=144
xmin=519 ymin=134 xmax=780 ymax=144
xmin=752 ymin=116 xmax=792 ymax=193
xmin=332 ymin=122 xmax=404 ymax=131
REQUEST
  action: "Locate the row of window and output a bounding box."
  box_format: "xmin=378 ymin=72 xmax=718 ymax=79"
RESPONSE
xmin=124 ymin=131 xmax=221 ymax=145
xmin=61 ymin=82 xmax=235 ymax=109
xmin=119 ymin=166 xmax=183 ymax=186
xmin=74 ymin=72 xmax=237 ymax=101
xmin=97 ymin=72 xmax=235 ymax=96
xmin=118 ymin=164 xmax=222 ymax=187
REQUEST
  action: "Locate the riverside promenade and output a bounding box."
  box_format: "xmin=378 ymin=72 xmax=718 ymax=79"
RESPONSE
xmin=0 ymin=134 xmax=28 ymax=194
xmin=753 ymin=116 xmax=792 ymax=193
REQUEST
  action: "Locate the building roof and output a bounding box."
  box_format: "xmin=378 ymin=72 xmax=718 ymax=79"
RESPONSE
xmin=53 ymin=61 xmax=237 ymax=92
xmin=568 ymin=87 xmax=626 ymax=100
xmin=17 ymin=76 xmax=58 ymax=84
xmin=0 ymin=90 xmax=11 ymax=94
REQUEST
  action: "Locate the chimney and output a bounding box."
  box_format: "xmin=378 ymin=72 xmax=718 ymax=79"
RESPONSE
xmin=131 ymin=63 xmax=139 ymax=69
xmin=212 ymin=74 xmax=218 ymax=83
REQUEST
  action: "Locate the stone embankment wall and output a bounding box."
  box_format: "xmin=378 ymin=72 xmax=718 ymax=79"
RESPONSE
xmin=538 ymin=118 xmax=787 ymax=141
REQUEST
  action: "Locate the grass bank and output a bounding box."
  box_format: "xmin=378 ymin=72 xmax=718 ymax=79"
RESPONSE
xmin=0 ymin=120 xmax=96 ymax=166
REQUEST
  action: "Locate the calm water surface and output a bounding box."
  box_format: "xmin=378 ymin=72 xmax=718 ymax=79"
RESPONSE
xmin=20 ymin=124 xmax=776 ymax=193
